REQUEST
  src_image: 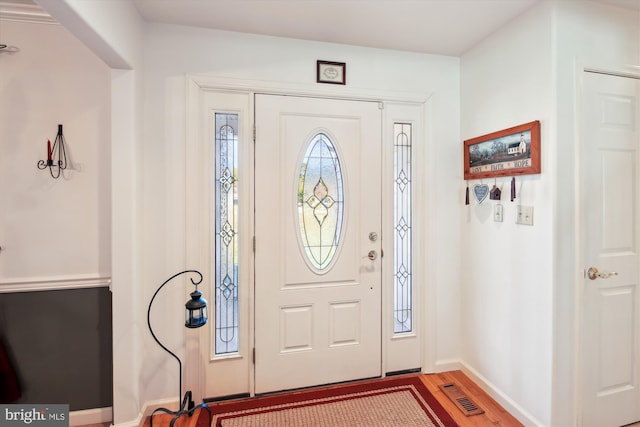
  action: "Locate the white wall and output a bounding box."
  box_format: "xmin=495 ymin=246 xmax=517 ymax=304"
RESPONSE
xmin=32 ymin=2 xmax=640 ymax=425
xmin=19 ymin=4 xmax=461 ymax=423
xmin=12 ymin=2 xmax=639 ymax=425
xmin=0 ymin=19 xmax=110 ymax=285
xmin=461 ymin=1 xmax=640 ymax=426
xmin=14 ymin=1 xmax=639 ymax=425
xmin=17 ymin=1 xmax=144 ymax=424
xmin=36 ymin=0 xmax=141 ymax=69
xmin=0 ymin=14 xmax=112 ymax=421
xmin=460 ymin=2 xmax=554 ymax=425
xmin=552 ymin=2 xmax=640 ymax=426
xmin=140 ymin=22 xmax=462 ymax=405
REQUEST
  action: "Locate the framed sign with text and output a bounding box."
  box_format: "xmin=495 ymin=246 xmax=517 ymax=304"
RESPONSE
xmin=317 ymin=60 xmax=346 ymax=85
xmin=464 ymin=120 xmax=540 ymax=180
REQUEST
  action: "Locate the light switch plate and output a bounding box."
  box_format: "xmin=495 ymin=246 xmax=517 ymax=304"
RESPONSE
xmin=494 ymin=204 xmax=503 ymax=222
xmin=516 ymin=205 xmax=534 ymax=225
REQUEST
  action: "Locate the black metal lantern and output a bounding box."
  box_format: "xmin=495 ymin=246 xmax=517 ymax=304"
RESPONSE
xmin=185 ymin=288 xmax=207 ymax=328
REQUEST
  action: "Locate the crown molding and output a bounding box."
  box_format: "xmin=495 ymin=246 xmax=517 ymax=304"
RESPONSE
xmin=0 ymin=1 xmax=57 ymax=24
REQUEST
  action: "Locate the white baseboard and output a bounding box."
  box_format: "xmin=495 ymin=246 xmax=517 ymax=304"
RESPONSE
xmin=69 ymin=407 xmax=112 ymax=426
xmin=111 ymin=398 xmax=181 ymax=427
xmin=460 ymin=361 xmax=545 ymax=427
xmin=432 ymin=358 xmax=461 ymax=373
xmin=110 ymin=413 xmax=141 ymax=427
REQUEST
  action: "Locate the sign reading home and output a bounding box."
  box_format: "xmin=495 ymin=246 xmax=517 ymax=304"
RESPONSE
xmin=1 ymin=405 xmax=68 ymax=427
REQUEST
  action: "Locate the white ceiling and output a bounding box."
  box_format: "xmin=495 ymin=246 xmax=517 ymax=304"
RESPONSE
xmin=130 ymin=0 xmax=640 ymax=56
xmin=8 ymin=0 xmax=640 ymax=57
xmin=131 ymin=0 xmax=544 ymax=56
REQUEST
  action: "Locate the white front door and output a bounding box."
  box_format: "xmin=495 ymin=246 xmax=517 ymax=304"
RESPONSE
xmin=254 ymin=94 xmax=382 ymax=394
xmin=580 ymin=70 xmax=640 ymax=427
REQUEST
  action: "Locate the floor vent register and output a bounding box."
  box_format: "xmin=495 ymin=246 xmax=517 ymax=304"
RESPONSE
xmin=438 ymin=382 xmax=485 ymax=416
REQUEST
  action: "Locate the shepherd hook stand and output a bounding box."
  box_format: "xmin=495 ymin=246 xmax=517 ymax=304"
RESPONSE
xmin=147 ymin=270 xmax=212 ymax=427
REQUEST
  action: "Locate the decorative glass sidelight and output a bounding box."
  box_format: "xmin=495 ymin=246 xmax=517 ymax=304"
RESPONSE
xmin=394 ymin=123 xmax=413 ymax=333
xmin=214 ymin=113 xmax=239 ymax=354
xmin=298 ymin=133 xmax=345 ymax=272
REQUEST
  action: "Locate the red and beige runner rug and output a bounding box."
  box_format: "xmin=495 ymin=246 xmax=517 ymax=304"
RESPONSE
xmin=208 ymin=374 xmax=459 ymax=427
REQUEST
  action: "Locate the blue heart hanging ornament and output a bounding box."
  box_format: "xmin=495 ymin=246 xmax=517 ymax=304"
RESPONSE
xmin=473 ymin=183 xmax=490 ymax=204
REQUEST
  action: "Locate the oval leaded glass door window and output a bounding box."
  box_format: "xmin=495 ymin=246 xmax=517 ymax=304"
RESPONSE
xmin=298 ymin=132 xmax=344 ymax=272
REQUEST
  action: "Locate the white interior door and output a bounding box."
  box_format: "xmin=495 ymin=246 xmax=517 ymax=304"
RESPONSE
xmin=254 ymin=94 xmax=382 ymax=394
xmin=580 ymin=70 xmax=640 ymax=427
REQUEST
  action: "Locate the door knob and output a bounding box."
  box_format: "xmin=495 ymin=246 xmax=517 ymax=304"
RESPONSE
xmin=587 ymin=267 xmax=618 ymax=280
xmin=367 ymin=250 xmax=377 ymax=261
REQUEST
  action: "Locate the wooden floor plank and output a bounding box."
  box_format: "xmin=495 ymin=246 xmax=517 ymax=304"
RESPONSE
xmin=421 ymin=371 xmax=523 ymax=427
xmin=141 ymin=407 xmax=208 ymax=427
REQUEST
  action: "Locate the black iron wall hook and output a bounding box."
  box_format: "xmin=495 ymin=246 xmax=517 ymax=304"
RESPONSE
xmin=37 ymin=124 xmax=68 ymax=179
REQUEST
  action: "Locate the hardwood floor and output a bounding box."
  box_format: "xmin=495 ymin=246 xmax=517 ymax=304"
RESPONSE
xmin=421 ymin=371 xmax=523 ymax=426
xmin=94 ymin=371 xmax=640 ymax=426
xmin=140 ymin=370 xmax=522 ymax=427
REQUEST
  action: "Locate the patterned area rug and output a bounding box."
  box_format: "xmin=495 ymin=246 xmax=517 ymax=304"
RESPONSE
xmin=208 ymin=375 xmax=458 ymax=427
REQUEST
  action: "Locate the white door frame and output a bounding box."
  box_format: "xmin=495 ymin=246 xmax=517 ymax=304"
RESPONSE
xmin=185 ymin=74 xmax=432 ymax=400
xmin=575 ymin=63 xmax=640 ymax=426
